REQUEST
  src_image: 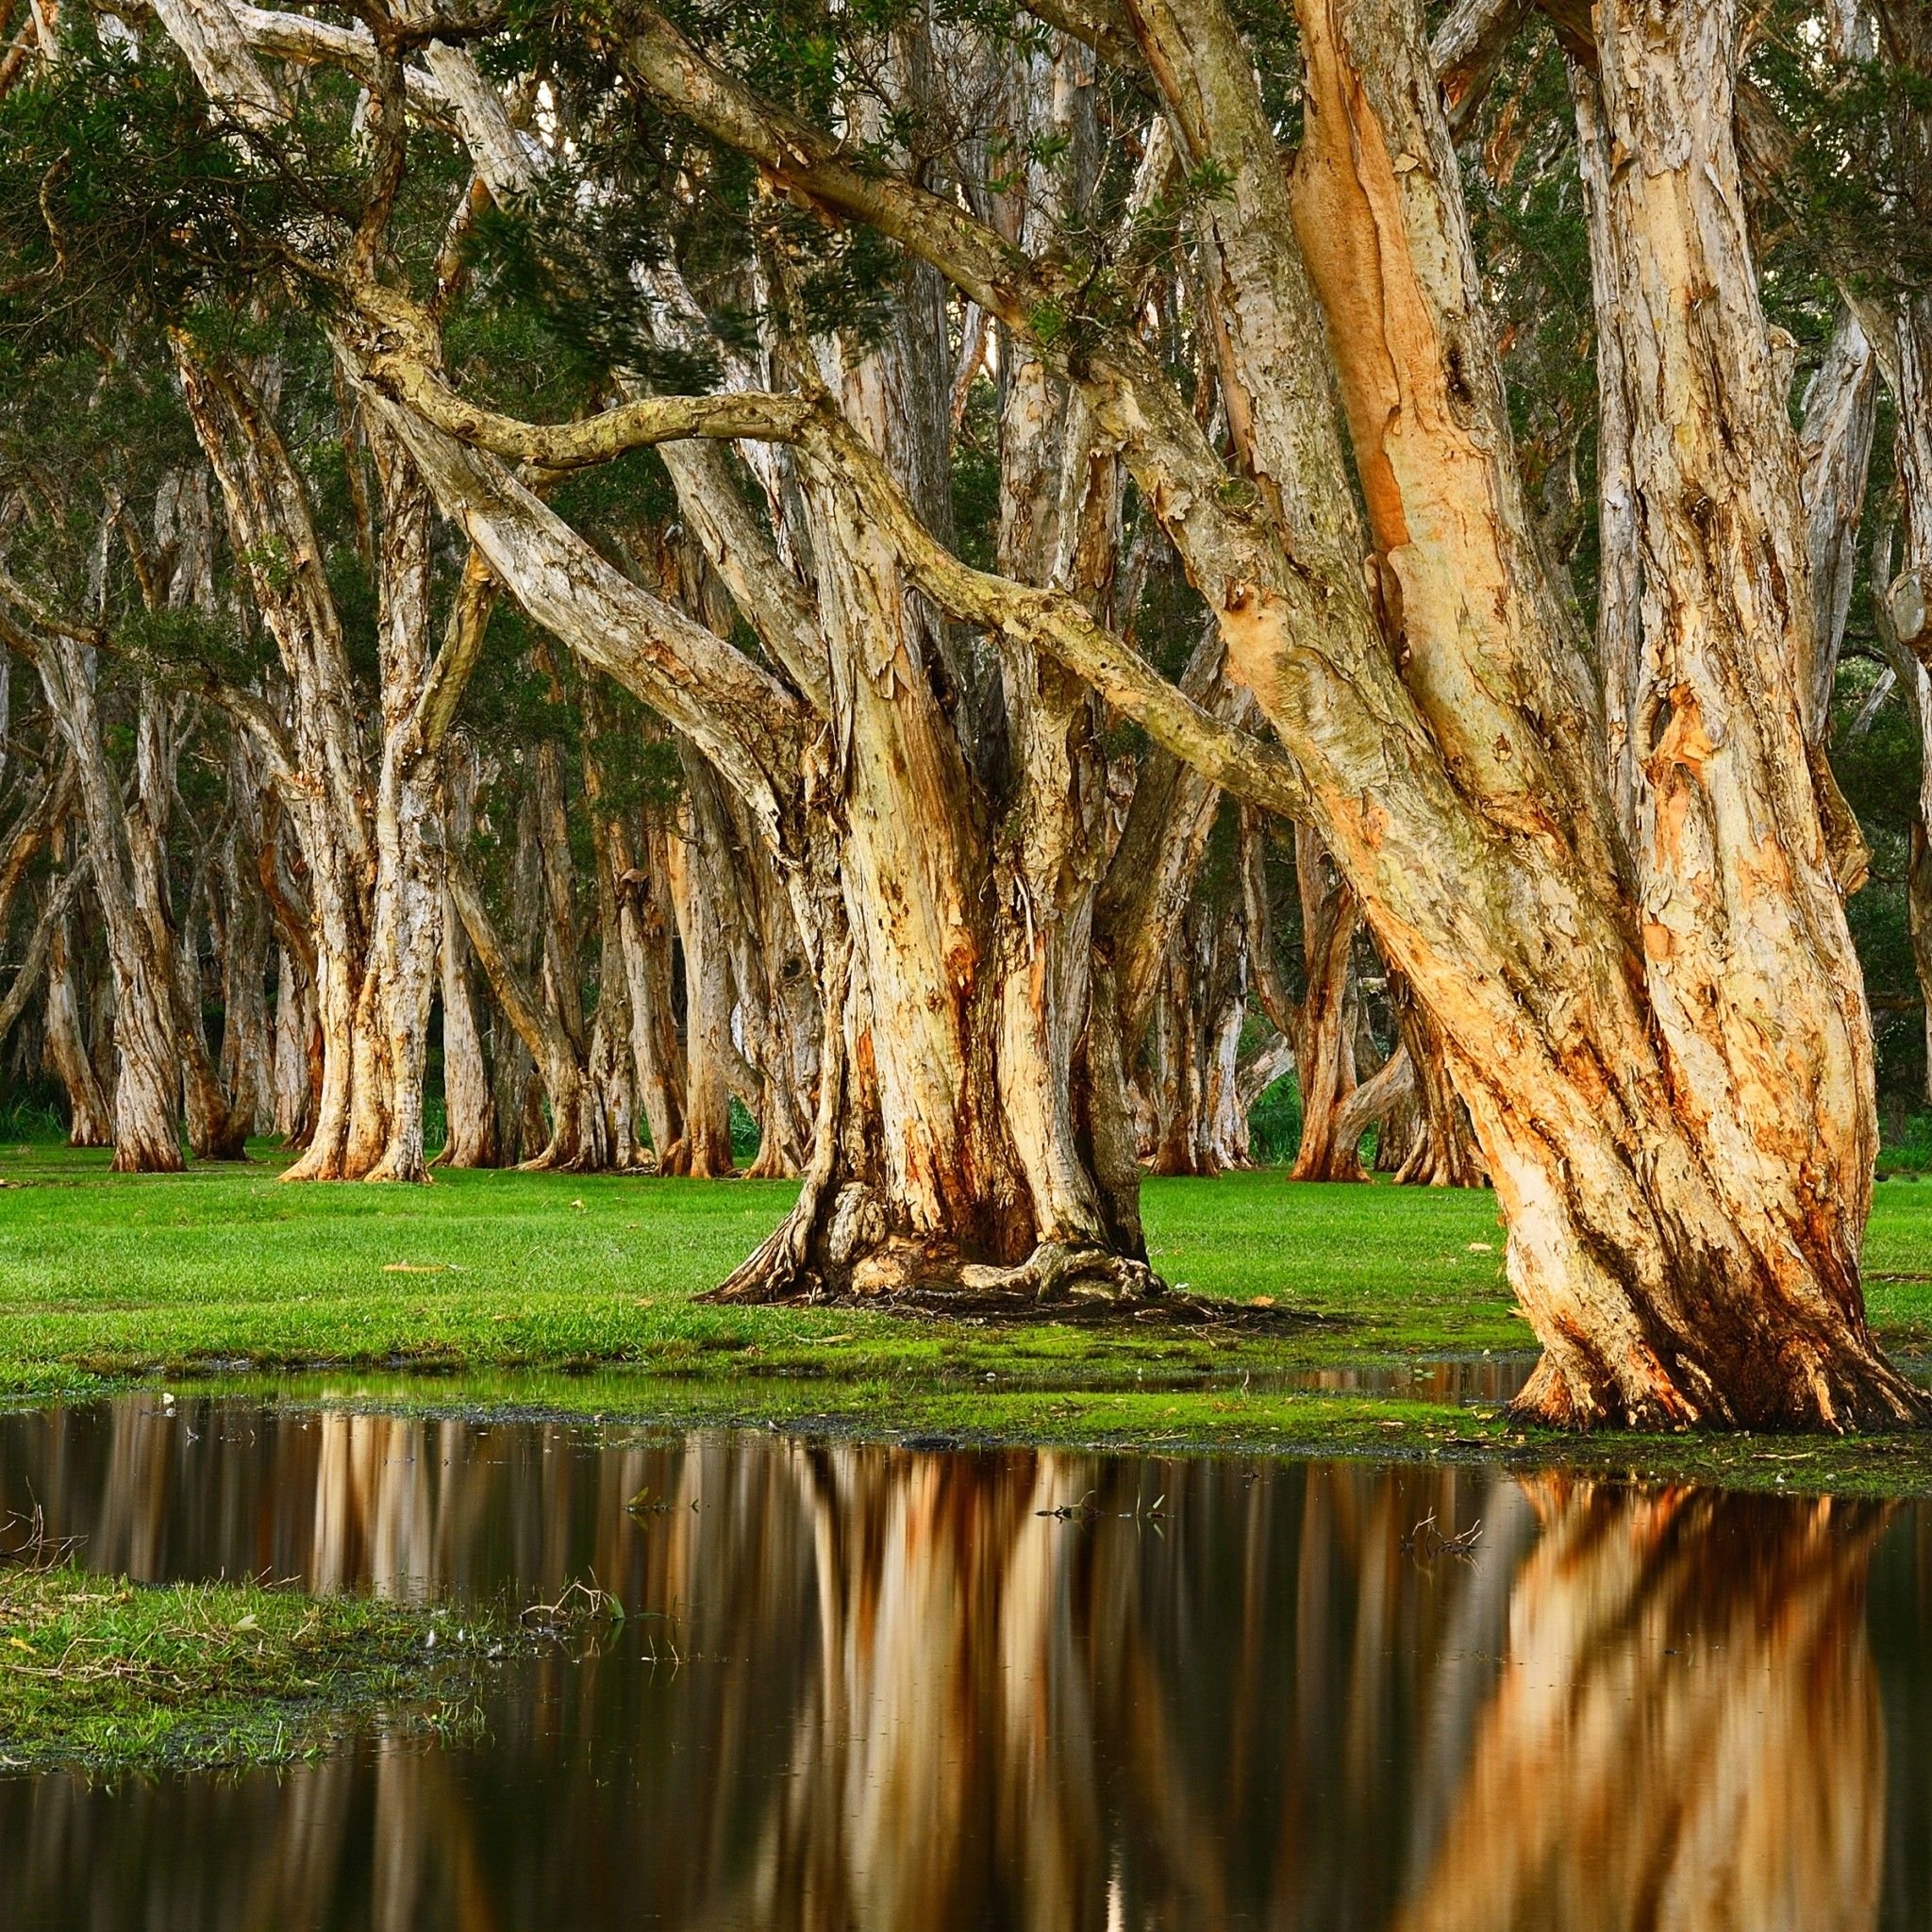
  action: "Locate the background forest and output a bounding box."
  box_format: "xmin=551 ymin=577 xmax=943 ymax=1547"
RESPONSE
xmin=0 ymin=0 xmax=1922 ymax=1349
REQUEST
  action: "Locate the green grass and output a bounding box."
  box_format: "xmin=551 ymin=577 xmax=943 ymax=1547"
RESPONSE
xmin=0 ymin=1554 xmax=529 ymax=1775
xmin=4 ymin=1142 xmax=1932 ymax=1496
xmin=0 ymin=1139 xmax=1538 ymax=1391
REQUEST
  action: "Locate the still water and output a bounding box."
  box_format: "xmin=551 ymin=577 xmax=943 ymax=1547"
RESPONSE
xmin=2 ymin=1392 xmax=1930 ymax=1930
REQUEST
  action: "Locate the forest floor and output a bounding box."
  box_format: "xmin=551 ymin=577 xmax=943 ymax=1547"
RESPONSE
xmin=5 ymin=1141 xmax=1932 ymax=1496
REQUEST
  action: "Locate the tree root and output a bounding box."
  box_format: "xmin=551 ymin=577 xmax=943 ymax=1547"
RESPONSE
xmin=1507 ymin=1341 xmax=1932 ymax=1433
xmin=707 ymin=1204 xmax=1324 ymax=1328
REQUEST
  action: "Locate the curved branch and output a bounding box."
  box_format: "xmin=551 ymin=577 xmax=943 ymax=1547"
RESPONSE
xmin=342 ymin=355 xmax=811 ymax=848
xmin=353 ymin=284 xmax=815 ymax=465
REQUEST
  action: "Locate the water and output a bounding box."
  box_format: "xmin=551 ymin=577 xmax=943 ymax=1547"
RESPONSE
xmin=2 ymin=1391 xmax=1930 ymax=1930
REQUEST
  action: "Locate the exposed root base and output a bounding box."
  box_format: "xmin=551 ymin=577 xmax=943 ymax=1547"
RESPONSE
xmin=708 ymin=1228 xmax=1164 ymax=1313
xmin=1508 ymin=1347 xmax=1932 ymax=1434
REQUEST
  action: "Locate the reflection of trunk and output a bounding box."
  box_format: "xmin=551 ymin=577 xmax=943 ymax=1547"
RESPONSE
xmin=1393 ymin=1480 xmax=1886 ymax=1932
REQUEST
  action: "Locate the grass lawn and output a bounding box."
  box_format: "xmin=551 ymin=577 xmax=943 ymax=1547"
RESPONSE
xmin=4 ymin=1141 xmax=1932 ymax=1493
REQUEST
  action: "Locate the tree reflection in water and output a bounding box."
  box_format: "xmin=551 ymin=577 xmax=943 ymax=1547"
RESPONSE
xmin=0 ymin=1400 xmax=1905 ymax=1931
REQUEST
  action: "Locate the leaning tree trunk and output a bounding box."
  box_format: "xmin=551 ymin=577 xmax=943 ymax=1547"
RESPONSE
xmin=447 ymin=850 xmax=609 ymax=1173
xmin=30 ymin=638 xmax=181 ymax=1171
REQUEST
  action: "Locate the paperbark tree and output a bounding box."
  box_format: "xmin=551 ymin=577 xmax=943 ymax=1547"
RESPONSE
xmin=173 ymin=343 xmax=472 ymax=1181
xmin=20 ymin=633 xmax=181 ymax=1169
xmin=138 ymin=0 xmax=1927 ymax=1414
xmin=589 ymin=0 xmax=1920 ymax=1422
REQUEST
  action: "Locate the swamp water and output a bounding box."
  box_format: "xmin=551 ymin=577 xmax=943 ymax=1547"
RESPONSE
xmin=0 ymin=1391 xmax=1929 ymax=1930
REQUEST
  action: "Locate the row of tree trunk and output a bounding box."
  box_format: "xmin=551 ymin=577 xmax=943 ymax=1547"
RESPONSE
xmin=0 ymin=635 xmax=1443 ymax=1188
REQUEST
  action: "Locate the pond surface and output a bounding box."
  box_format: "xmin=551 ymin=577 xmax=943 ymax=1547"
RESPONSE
xmin=2 ymin=1391 xmax=1930 ymax=1930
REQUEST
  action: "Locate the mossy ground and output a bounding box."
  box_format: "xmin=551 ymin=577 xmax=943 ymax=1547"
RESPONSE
xmin=0 ymin=1554 xmax=529 ymax=1776
xmin=4 ymin=1141 xmax=1932 ymax=1498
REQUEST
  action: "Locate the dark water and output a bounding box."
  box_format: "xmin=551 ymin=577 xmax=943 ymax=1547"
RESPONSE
xmin=2 ymin=1394 xmax=1931 ymax=1930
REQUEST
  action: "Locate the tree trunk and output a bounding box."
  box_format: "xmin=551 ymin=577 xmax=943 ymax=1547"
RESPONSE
xmin=713 ymin=223 xmax=1151 ymax=1302
xmin=447 ymin=852 xmax=609 ymax=1173
xmin=271 ymin=943 xmax=319 ymax=1146
xmin=343 ymin=419 xmax=442 ymax=1182
xmin=435 ymin=750 xmax=498 ymax=1167
xmin=663 ymin=758 xmax=738 ymax=1178
xmin=625 ymin=818 xmax=688 ymax=1163
xmin=1288 ymin=824 xmax=1365 ymax=1182
xmin=215 ymin=755 xmax=275 ymax=1139
xmin=39 ymin=810 xmax=112 ymax=1146
xmin=1387 ymin=974 xmax=1486 ymax=1187
xmin=30 ymin=639 xmax=180 ymax=1171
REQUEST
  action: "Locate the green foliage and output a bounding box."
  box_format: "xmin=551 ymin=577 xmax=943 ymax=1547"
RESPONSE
xmin=1246 ymin=1069 xmax=1302 ymax=1167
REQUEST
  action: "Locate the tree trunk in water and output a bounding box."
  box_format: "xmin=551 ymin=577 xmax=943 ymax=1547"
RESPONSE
xmin=1391 ymin=1480 xmax=1886 ymax=1931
